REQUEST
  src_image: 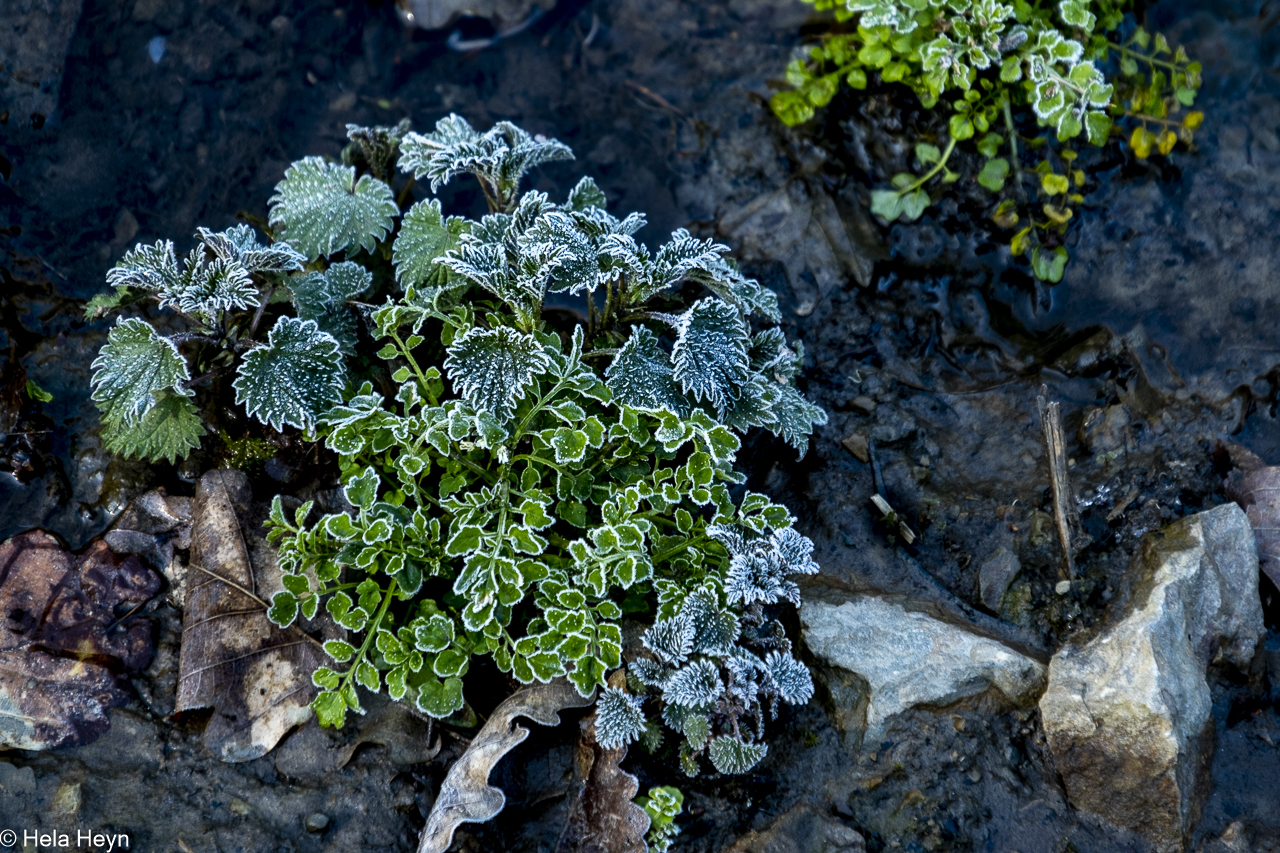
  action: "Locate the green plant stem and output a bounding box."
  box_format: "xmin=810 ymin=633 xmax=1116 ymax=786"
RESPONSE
xmin=392 ymin=331 xmax=434 ymax=392
xmin=1109 ymin=41 xmax=1184 ymax=72
xmin=339 ymin=578 xmax=399 ymax=695
xmin=1001 ymin=97 xmax=1029 ymax=205
xmin=899 ymin=136 xmax=958 ymax=195
xmin=651 ymin=534 xmax=708 ymax=566
xmin=512 ymin=453 xmax=567 ymax=474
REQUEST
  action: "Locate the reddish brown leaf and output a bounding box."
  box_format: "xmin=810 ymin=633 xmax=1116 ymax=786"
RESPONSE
xmin=0 ymin=530 xmax=161 ymax=749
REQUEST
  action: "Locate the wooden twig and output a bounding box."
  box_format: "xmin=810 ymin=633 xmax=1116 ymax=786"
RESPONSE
xmin=1036 ymin=386 xmax=1076 ymax=580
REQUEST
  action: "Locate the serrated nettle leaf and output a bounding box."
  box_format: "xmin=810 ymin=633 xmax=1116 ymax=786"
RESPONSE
xmin=106 ymin=240 xmax=180 ymax=293
xmin=566 ymin=175 xmax=607 ymax=211
xmin=444 ymin=325 xmax=552 ymax=421
xmin=91 ymin=318 xmax=192 ymax=425
xmin=101 ymin=389 xmax=207 ymax=464
xmin=395 ymin=198 xmax=470 ymax=288
xmin=235 ymin=316 xmax=345 ymax=431
xmin=197 ymin=224 xmax=305 ymax=274
xmin=269 ymin=156 xmax=398 ymax=259
xmin=606 ymin=326 xmax=688 ymax=414
xmin=670 ymin=298 xmax=751 ymax=413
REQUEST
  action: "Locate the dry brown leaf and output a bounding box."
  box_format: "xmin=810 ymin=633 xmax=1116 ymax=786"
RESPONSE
xmin=175 ymin=469 xmax=329 ymax=762
xmin=338 ymin=702 xmax=441 ymax=768
xmin=417 ymin=678 xmax=597 ymax=853
xmin=557 ymin=689 xmax=649 ymax=853
xmin=0 ymin=530 xmax=161 ymax=749
xmin=1226 ymin=462 xmax=1280 ymax=591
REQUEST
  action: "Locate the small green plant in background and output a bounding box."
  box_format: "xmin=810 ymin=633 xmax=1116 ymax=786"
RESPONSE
xmin=258 ymin=115 xmax=826 ymax=784
xmin=770 ymin=0 xmax=1203 ymax=282
xmin=636 ymin=786 xmax=684 ymax=852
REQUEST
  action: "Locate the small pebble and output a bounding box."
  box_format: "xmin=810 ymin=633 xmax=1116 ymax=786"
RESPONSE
xmin=1055 ymin=580 xmax=1071 ymax=595
xmin=305 ymin=813 xmax=330 ymax=833
xmin=146 ymin=35 xmax=166 ymax=64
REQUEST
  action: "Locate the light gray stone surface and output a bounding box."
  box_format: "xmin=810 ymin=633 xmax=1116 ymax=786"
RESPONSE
xmin=801 ymin=595 xmax=1047 ymax=744
xmin=1039 ymin=503 xmax=1264 ymax=851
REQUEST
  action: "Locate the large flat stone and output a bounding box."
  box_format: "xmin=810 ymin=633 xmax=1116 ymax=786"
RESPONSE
xmin=801 ymin=594 xmax=1047 ymax=745
xmin=1039 ymin=503 xmax=1264 ymax=850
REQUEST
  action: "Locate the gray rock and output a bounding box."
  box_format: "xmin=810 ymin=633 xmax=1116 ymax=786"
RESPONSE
xmin=1039 ymin=504 xmax=1264 ymax=850
xmin=978 ymin=546 xmax=1022 ymax=612
xmin=304 ymin=813 xmax=329 ymax=834
xmin=802 ymin=595 xmax=1047 ymax=746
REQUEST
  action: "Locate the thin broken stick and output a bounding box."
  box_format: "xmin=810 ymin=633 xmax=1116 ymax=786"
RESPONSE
xmin=1036 ymin=386 xmax=1076 ymax=580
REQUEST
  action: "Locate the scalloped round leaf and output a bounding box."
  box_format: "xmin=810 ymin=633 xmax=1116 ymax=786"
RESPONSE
xmin=234 ymin=317 xmax=345 ymax=431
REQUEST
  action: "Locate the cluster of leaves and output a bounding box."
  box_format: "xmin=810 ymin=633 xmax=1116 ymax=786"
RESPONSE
xmin=83 ymin=124 xmax=425 ymax=462
xmin=635 ymin=786 xmax=684 ymax=853
xmin=771 ymin=0 xmax=1203 ymax=282
xmin=261 ymin=115 xmax=826 ymax=785
xmin=595 ymin=524 xmax=818 ymax=776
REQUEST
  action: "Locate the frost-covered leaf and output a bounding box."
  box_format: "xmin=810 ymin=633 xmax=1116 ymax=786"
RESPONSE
xmin=90 ymin=317 xmax=191 ymax=425
xmin=101 ymin=389 xmax=206 ymax=463
xmin=105 ymin=241 xmax=179 ymax=292
xmin=664 ymin=658 xmax=722 ymax=708
xmin=234 ymin=316 xmax=345 ymax=431
xmin=711 ymin=524 xmax=819 ymax=607
xmin=268 ymin=156 xmax=398 ymax=260
xmin=606 ymin=326 xmax=686 ymax=414
xmin=595 ymin=686 xmax=647 ymax=749
xmin=566 ymin=175 xmax=607 ymax=211
xmin=287 ymin=261 xmax=372 ymax=352
xmin=399 ymin=114 xmax=573 ymax=203
xmin=679 ymin=586 xmax=739 ymax=655
xmin=708 ymin=736 xmax=767 ymax=774
xmin=197 ymin=224 xmax=305 ymax=274
xmin=643 ymin=616 xmax=695 ymax=666
xmin=160 ymin=252 xmax=258 ymax=316
xmin=444 ymin=326 xmax=552 ymax=421
xmin=764 ymin=651 xmax=814 ymax=705
xmin=635 ymin=229 xmax=729 ymax=304
xmin=670 ymin=298 xmax=751 ymax=413
xmin=519 ymin=211 xmax=599 ymax=295
xmin=769 ymin=383 xmax=828 ymax=456
xmin=721 ymin=375 xmax=779 ymax=432
xmin=684 ymin=255 xmax=781 ymax=322
xmin=394 ymin=198 xmax=470 ymax=288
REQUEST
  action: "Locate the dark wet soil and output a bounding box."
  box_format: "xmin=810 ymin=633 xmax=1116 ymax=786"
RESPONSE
xmin=3 ymin=0 xmax=1280 ymax=850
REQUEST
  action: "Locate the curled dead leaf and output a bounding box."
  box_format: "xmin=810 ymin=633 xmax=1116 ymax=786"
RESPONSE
xmin=0 ymin=530 xmax=161 ymax=749
xmin=559 ymin=687 xmax=650 ymax=853
xmin=417 ymin=678 xmax=597 ymax=853
xmin=175 ymin=469 xmax=331 ymax=762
